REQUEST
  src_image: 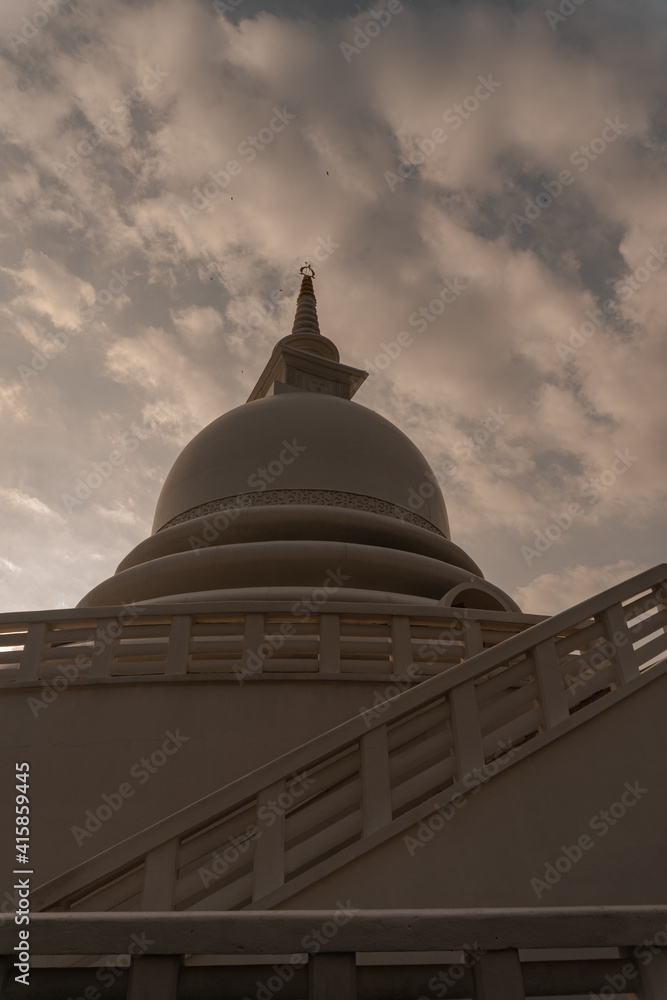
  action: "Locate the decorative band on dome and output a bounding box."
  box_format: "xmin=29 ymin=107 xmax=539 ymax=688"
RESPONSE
xmin=157 ymin=488 xmax=445 ymax=536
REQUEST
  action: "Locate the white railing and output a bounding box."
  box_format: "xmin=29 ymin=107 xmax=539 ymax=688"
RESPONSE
xmin=3 ymin=908 xmax=667 ymax=999
xmin=32 ymin=565 xmax=667 ymax=915
xmin=0 ymin=602 xmax=540 ymax=685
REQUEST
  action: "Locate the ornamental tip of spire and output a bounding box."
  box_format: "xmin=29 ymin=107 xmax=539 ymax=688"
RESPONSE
xmin=291 ymin=262 xmax=321 ymax=336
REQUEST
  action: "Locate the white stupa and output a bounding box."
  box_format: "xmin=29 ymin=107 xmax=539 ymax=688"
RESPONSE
xmin=1 ymin=265 xmax=666 ymax=998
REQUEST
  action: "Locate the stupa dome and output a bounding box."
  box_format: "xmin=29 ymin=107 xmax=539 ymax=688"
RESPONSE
xmin=79 ymin=267 xmax=519 ymax=612
xmin=152 ymin=391 xmax=450 ymax=538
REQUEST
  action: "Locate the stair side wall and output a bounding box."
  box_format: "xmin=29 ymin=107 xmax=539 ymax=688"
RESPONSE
xmin=0 ymin=678 xmax=392 ymax=886
xmin=275 ymin=672 xmax=667 ymax=910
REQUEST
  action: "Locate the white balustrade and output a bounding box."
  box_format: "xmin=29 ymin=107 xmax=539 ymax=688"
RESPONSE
xmin=24 ymin=565 xmax=667 ymax=918
xmin=0 ymin=604 xmax=543 ymax=685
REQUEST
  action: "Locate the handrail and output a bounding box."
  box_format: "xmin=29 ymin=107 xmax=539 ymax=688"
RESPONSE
xmin=4 ymin=906 xmax=667 ymax=952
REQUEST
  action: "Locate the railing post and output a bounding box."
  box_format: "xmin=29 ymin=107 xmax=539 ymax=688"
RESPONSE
xmin=308 ymin=953 xmax=356 ymax=1000
xmin=16 ymin=621 xmax=48 ymax=681
xmin=140 ymin=836 xmax=179 ymax=910
xmin=450 ymin=680 xmax=484 ymax=780
xmin=319 ymin=614 xmax=340 ymax=673
xmin=127 ymin=955 xmax=180 ymax=1000
xmin=0 ymin=956 xmax=11 ymax=990
xmin=637 ymin=950 xmax=667 ymax=999
xmin=534 ymin=639 xmax=570 ymax=729
xmin=252 ymin=779 xmax=286 ymax=900
xmin=473 ymin=949 xmax=525 ymax=999
xmin=164 ymin=615 xmax=191 ymax=675
xmin=360 ymin=726 xmax=393 ymax=835
xmin=88 ymin=618 xmax=118 ymax=678
xmin=599 ymin=603 xmax=640 ymax=684
xmin=462 ymin=618 xmax=484 ymax=658
xmin=390 ymin=616 xmax=413 ymax=675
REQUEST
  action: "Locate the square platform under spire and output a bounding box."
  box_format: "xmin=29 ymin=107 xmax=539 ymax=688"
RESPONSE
xmin=247 ymin=342 xmax=368 ymax=402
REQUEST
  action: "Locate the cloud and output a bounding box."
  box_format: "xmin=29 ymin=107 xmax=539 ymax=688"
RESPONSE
xmin=512 ymin=559 xmax=651 ymax=616
xmin=1 ymin=250 xmax=94 ymax=331
xmin=105 ymin=326 xmax=226 ymax=441
xmin=0 ymin=486 xmax=62 ymax=520
xmin=93 ymin=502 xmax=139 ymax=526
xmin=171 ymin=305 xmax=223 ymax=348
xmin=0 ymin=0 xmax=665 ymax=613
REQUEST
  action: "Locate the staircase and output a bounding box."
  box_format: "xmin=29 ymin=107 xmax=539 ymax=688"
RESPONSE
xmin=33 ymin=564 xmax=667 ymax=915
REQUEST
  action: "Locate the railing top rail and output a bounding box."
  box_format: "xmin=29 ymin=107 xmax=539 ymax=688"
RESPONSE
xmin=33 ymin=563 xmax=667 ymax=910
xmin=0 ymin=601 xmax=544 ymax=627
xmin=4 ymin=907 xmax=667 ymax=954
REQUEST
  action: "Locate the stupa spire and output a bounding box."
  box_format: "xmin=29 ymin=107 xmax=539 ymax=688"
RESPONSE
xmin=291 ymin=263 xmax=321 ymax=336
xmin=245 ymin=263 xmax=367 ymax=403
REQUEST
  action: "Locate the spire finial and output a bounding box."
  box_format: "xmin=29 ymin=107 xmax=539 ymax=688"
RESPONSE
xmin=291 ymin=262 xmax=321 ymax=336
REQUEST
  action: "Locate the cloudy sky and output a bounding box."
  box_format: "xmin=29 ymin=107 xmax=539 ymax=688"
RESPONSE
xmin=0 ymin=0 xmax=665 ymax=615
